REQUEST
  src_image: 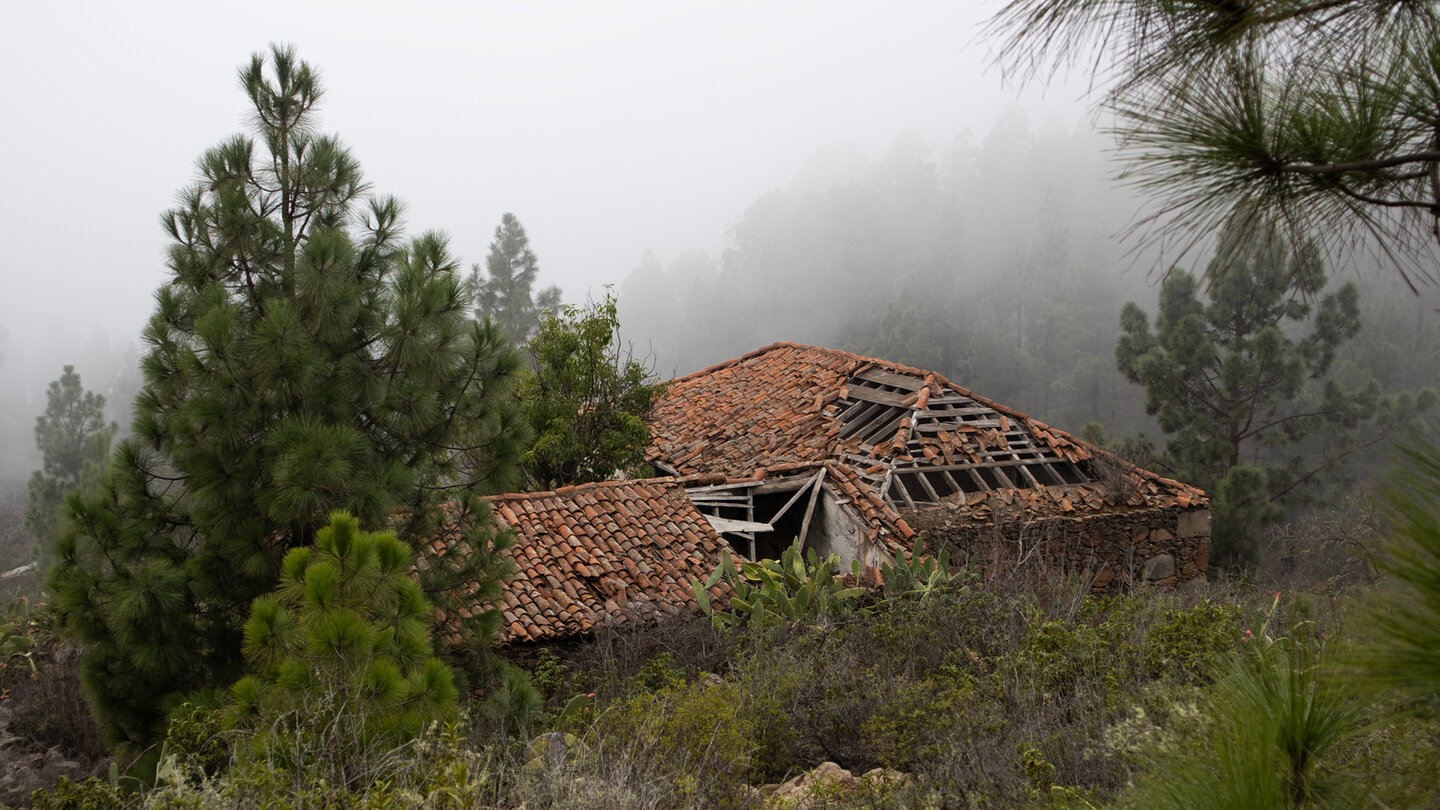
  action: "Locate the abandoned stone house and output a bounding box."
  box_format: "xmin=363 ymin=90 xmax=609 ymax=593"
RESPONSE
xmin=457 ymin=342 xmax=1210 ymax=647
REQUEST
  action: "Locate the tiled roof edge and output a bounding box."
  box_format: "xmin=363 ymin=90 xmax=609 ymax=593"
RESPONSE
xmin=484 ymin=476 xmax=688 ymax=503
xmin=661 ymin=341 xmax=844 ymax=387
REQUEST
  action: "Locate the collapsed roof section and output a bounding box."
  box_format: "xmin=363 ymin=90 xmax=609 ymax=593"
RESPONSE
xmin=678 ymin=461 xmax=916 ymax=567
xmin=647 ymin=342 xmax=1204 ymax=515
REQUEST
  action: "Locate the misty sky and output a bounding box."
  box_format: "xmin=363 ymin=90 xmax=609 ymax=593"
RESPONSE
xmin=0 ymin=1 xmax=1091 ymax=404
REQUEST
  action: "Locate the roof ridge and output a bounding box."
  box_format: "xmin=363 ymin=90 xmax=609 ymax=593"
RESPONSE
xmin=485 ymin=476 xmax=685 ymax=502
xmin=777 ymin=344 xmax=1058 ymax=438
xmin=662 ymin=341 xmax=805 ymax=386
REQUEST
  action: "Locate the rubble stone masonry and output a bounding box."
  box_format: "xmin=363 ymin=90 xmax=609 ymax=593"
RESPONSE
xmin=908 ymin=505 xmax=1210 ymax=592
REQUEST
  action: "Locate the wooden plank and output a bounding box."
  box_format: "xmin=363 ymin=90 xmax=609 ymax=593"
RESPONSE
xmin=940 ymin=470 xmax=963 ymax=494
xmin=751 ymin=474 xmax=818 ymax=495
xmin=912 ymin=471 xmax=941 ymax=502
xmin=856 ymin=412 xmax=905 ymax=444
xmin=841 ymin=385 xmax=914 ymax=408
xmin=1026 ymin=462 xmax=1061 ymax=486
xmin=892 ymin=473 xmax=917 ymax=509
xmin=964 ymin=467 xmax=992 ymax=492
xmin=836 ymin=398 xmax=878 ymax=423
xmin=844 ymin=454 xmax=886 ymax=479
xmin=854 ymin=368 xmax=926 ymax=391
xmin=690 ymin=503 xmax=751 ymax=514
xmin=747 ymin=494 xmax=758 ymax=560
xmin=687 ymin=494 xmax=751 ymax=504
xmin=685 ymin=480 xmax=761 ymax=495
xmin=914 ymin=405 xmax=994 ymax=418
xmin=926 ymin=394 xmax=979 ymax=406
xmin=768 ymin=471 xmax=825 ymax=524
xmin=837 ymin=400 xmax=891 ymax=438
xmin=1059 ymin=460 xmax=1091 ymax=484
xmin=706 ymin=515 xmax=774 ymax=534
xmin=797 ymin=468 xmax=828 ymax=546
xmin=913 ymin=419 xmax=1004 ymax=432
xmin=890 ymin=458 xmax=1058 ymax=475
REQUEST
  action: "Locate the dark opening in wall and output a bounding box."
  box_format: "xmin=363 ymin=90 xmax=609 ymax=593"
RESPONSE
xmin=683 ymin=474 xmax=824 ymax=561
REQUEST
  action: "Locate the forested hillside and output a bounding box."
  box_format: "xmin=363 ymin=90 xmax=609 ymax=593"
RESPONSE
xmin=618 ymin=115 xmax=1440 ymax=447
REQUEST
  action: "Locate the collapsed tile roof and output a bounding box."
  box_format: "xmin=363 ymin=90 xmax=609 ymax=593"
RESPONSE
xmin=436 ymin=478 xmax=737 ymax=647
xmin=647 ymin=342 xmax=1205 ymax=515
xmin=438 ymin=343 xmax=1207 ymax=648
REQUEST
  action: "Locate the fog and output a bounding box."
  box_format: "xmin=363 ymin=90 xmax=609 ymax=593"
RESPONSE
xmin=4 ymin=1 xmax=1435 ymax=499
xmin=0 ymin=2 xmax=1090 ymax=474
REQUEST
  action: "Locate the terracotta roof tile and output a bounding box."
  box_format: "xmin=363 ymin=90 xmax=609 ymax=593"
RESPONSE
xmin=436 ymin=478 xmax=737 ymax=649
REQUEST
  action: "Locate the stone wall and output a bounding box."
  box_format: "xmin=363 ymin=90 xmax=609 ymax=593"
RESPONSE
xmin=908 ymin=506 xmax=1210 ymax=592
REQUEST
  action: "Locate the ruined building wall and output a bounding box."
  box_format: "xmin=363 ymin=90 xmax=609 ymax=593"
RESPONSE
xmin=907 ymin=506 xmax=1210 ymax=592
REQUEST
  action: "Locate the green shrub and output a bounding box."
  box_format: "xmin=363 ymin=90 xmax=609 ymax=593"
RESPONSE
xmin=134 ymin=721 xmax=499 ymax=809
xmin=2 ymin=601 xmax=107 ymax=760
xmin=1 ymin=595 xmax=45 ymax=688
xmin=478 ymin=664 xmax=544 ymax=739
xmin=596 ymin=675 xmax=792 ymax=790
xmin=1120 ymin=627 xmax=1362 ymax=810
xmin=28 ymin=777 xmax=130 ymax=810
xmin=1143 ymin=602 xmax=1243 ymax=683
xmin=162 ymin=702 xmax=230 ymax=777
xmin=632 ymin=651 xmax=684 ymax=693
xmin=863 ymin=674 xmax=996 ymax=772
xmin=529 ymin=648 xmax=569 ymax=698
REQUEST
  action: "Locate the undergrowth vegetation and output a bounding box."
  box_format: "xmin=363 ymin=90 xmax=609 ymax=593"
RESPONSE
xmin=7 ymin=506 xmax=1440 ymax=808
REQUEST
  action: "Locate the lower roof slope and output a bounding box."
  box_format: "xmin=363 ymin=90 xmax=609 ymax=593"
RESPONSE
xmin=442 ymin=478 xmax=735 ymax=647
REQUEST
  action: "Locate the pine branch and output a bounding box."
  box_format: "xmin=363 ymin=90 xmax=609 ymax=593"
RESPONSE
xmin=1277 ymin=151 xmax=1440 ymax=175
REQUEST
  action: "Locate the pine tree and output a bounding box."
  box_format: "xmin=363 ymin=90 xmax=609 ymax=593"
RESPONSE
xmin=1116 ymin=213 xmax=1433 ymax=568
xmin=468 ymin=213 xmax=562 ymax=343
xmin=49 ymin=45 xmax=528 ymax=751
xmin=229 ymin=512 xmax=458 ymax=789
xmin=25 ymin=366 xmax=115 ymax=561
xmin=989 ymin=1 xmax=1440 ymax=284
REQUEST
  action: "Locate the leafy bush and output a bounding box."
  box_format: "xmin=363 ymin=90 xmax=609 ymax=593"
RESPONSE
xmin=28 ymin=776 xmax=129 ymax=810
xmin=478 ymin=664 xmax=544 ymax=740
xmin=1142 ymin=601 xmax=1243 ymax=683
xmin=162 ymin=702 xmax=230 ymax=777
xmin=595 ymin=674 xmax=793 ymax=792
xmin=1 ymin=595 xmax=44 ymax=688
xmin=2 ymin=599 xmax=107 ymax=760
xmin=861 ymin=674 xmax=994 ymax=772
xmin=632 ymin=651 xmax=684 ymax=693
xmin=529 ymin=648 xmax=569 ymax=698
